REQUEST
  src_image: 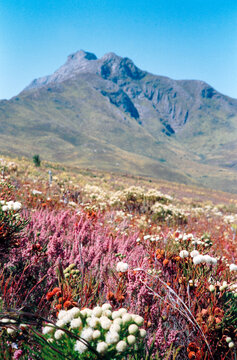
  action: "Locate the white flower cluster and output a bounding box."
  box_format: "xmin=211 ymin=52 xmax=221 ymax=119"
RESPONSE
xmin=42 ymin=304 xmax=146 ymax=356
xmin=108 ymin=186 xmax=172 ymax=207
xmin=175 ymin=232 xmax=213 ymax=249
xmin=179 ymin=250 xmax=189 ymax=258
xmin=32 ymin=189 xmax=43 ymax=195
xmin=143 ymin=234 xmax=160 ymax=242
xmin=229 ymin=263 xmax=237 ymax=271
xmin=151 ymin=202 xmax=187 ymax=220
xmin=209 ymin=280 xmax=237 ymax=297
xmin=226 ymin=336 xmax=235 ymax=349
xmin=0 ymin=159 xmax=17 ymax=172
xmin=0 ymin=200 xmax=22 ymax=212
xmin=116 ymin=261 xmax=129 ymax=273
xmin=192 ymin=252 xmax=217 ymax=265
xmin=178 ymin=249 xmax=217 ymax=265
xmin=223 ymin=214 xmax=237 ymax=224
xmin=0 ymin=317 xmax=28 ymax=335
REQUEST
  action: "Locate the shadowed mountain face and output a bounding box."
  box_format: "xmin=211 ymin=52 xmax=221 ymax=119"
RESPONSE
xmin=1 ymin=50 xmax=237 ymax=192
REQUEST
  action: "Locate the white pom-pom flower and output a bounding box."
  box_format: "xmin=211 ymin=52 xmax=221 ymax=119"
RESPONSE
xmin=193 ymin=255 xmax=204 ymax=265
xmin=56 ymin=319 xmax=65 ymax=327
xmin=92 ymin=330 xmax=101 ymax=340
xmin=139 ymin=329 xmax=146 ymax=338
xmin=7 ymin=328 xmax=16 ymax=335
xmin=127 ymin=335 xmax=136 ymax=345
xmin=209 ymin=285 xmax=215 ymax=292
xmin=103 ymin=309 xmax=112 ymax=318
xmin=118 ymin=308 xmax=127 ymax=316
xmin=122 ymin=313 xmax=132 ymax=324
xmin=110 ymin=323 xmax=121 ymax=333
xmin=134 ymin=315 xmax=144 ymax=326
xmin=230 ymin=263 xmax=237 ymax=271
xmin=13 ymin=202 xmax=21 ymax=211
xmin=203 ymin=255 xmax=213 ymax=264
xmin=57 ymin=310 xmax=67 ymax=320
xmin=100 ymin=317 xmax=112 ymax=330
xmin=113 ymin=317 xmax=122 ymax=326
xmin=42 ymin=325 xmax=55 ymax=334
xmin=54 ymin=329 xmax=65 ymax=340
xmin=190 ymin=250 xmax=199 ymax=258
xmin=116 ymin=340 xmax=128 ymax=352
xmin=70 ymin=318 xmax=82 ymax=329
xmin=128 ymin=324 xmax=139 ymax=335
xmin=116 ymin=261 xmax=129 ymax=272
xmin=179 ymin=250 xmax=189 ymax=258
xmin=106 ymin=331 xmax=120 ymax=344
xmin=102 ymin=303 xmax=112 ymax=311
xmin=88 ymin=316 xmax=100 ymax=328
xmin=68 ymin=307 xmax=81 ymax=317
xmin=112 ymin=311 xmax=121 ymax=320
xmin=210 ymin=257 xmax=217 ymax=265
xmin=80 ymin=327 xmax=93 ymax=341
xmin=74 ymin=340 xmax=88 ymax=354
xmin=92 ymin=306 xmax=103 ymax=318
xmin=96 ymin=341 xmax=108 ymax=354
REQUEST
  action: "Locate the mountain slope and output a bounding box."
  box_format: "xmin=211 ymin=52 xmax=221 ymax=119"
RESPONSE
xmin=1 ymin=50 xmax=237 ymax=192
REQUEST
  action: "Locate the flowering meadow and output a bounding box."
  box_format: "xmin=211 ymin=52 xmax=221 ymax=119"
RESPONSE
xmin=0 ymin=156 xmax=236 ymax=359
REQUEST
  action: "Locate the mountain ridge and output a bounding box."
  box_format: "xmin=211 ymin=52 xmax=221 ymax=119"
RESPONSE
xmin=1 ymin=50 xmax=237 ymax=192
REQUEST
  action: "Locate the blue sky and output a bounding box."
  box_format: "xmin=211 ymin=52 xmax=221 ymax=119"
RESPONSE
xmin=1 ymin=0 xmax=237 ymax=99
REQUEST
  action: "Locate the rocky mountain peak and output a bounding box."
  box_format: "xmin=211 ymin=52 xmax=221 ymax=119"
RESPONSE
xmin=100 ymin=53 xmax=146 ymax=82
xmin=101 ymin=52 xmax=122 ymax=61
xmin=24 ymin=50 xmax=146 ymax=91
xmin=67 ymin=50 xmax=97 ymax=62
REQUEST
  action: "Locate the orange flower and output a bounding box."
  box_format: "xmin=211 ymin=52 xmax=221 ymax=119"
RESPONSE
xmin=187 ymin=342 xmax=198 ymax=352
xmin=63 ymin=300 xmax=72 ymax=309
xmin=46 ymin=291 xmax=54 ymax=301
xmin=55 ymin=304 xmax=62 ymax=311
xmin=214 ymin=307 xmax=224 ymax=317
xmin=116 ymin=294 xmax=125 ymax=303
xmin=106 ymin=291 xmax=115 ymax=300
xmin=188 ymin=351 xmax=196 ymax=359
xmin=195 ymin=350 xmax=202 ymax=360
xmin=201 ymin=309 xmax=208 ymax=317
xmin=215 ymin=317 xmax=221 ymax=324
xmin=52 ymin=287 xmax=61 ymax=296
xmin=163 ymin=259 xmax=169 ymax=266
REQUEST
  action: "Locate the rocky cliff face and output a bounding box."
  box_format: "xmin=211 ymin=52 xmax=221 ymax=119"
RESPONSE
xmin=25 ymin=50 xmax=237 ymax=136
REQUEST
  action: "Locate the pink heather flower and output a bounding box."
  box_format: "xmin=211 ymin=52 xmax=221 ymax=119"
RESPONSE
xmin=13 ymin=350 xmax=23 ymax=360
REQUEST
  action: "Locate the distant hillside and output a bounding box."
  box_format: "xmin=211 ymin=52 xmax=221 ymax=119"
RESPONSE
xmin=0 ymin=50 xmax=237 ymax=192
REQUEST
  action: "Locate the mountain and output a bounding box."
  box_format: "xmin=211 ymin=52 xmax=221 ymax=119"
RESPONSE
xmin=1 ymin=50 xmax=237 ymax=192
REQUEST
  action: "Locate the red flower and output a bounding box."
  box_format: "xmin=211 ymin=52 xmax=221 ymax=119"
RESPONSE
xmin=63 ymin=300 xmax=72 ymax=309
xmin=46 ymin=291 xmax=54 ymax=301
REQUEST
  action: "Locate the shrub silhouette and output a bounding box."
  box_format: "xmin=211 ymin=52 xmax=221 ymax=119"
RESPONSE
xmin=33 ymin=154 xmax=41 ymax=167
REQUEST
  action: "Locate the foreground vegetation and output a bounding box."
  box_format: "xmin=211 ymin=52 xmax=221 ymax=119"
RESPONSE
xmin=0 ymin=156 xmax=236 ymax=359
